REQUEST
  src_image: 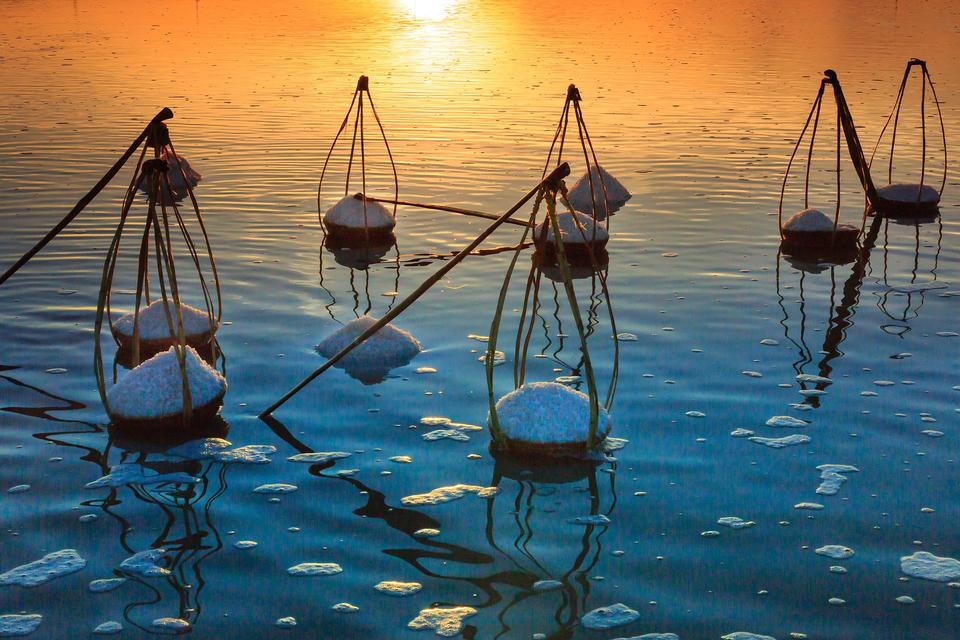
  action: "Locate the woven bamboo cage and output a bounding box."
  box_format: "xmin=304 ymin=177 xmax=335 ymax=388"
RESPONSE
xmin=318 ymin=75 xmax=399 ymax=245
xmin=868 ymin=59 xmax=947 ymax=218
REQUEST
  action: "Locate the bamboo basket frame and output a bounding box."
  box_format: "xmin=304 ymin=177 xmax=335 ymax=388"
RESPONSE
xmin=868 ymin=58 xmax=948 ymax=214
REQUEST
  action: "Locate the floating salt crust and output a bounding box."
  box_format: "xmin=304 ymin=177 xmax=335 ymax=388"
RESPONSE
xmin=490 ymin=381 xmax=611 ymax=457
xmin=136 ymin=150 xmax=201 ymax=198
xmin=781 ymin=208 xmax=859 ymax=249
xmin=323 ymin=194 xmax=396 ymax=242
xmin=113 ymin=300 xmax=217 ymax=359
xmin=874 ymin=183 xmax=941 ymax=216
xmin=566 ymin=165 xmax=631 ymax=214
xmin=316 ymin=315 xmax=421 ymax=384
xmin=106 ymin=346 xmax=227 ymax=428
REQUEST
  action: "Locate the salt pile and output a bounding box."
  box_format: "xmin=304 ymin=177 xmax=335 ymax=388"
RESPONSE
xmin=580 ymin=603 xmax=640 ymax=630
xmin=0 ymin=549 xmax=86 ymax=587
xmin=877 ymin=183 xmax=940 ymax=204
xmin=137 ymin=150 xmax=200 ymax=196
xmin=567 ymin=165 xmax=631 ymax=213
xmin=323 ymin=194 xmax=395 ymax=236
xmin=783 ymin=209 xmax=835 ymax=232
xmin=105 ymin=346 xmax=227 ymax=425
xmin=163 ymin=152 xmax=200 ymax=192
xmin=535 ymin=210 xmax=609 ymax=246
xmin=113 ymin=300 xmax=215 ymax=349
xmin=900 ymin=551 xmax=960 ymax=582
xmin=781 ymin=208 xmax=858 ymax=249
xmin=407 ymin=606 xmax=477 ymax=637
xmin=316 ymin=316 xmax=421 ymax=384
xmin=490 ymin=381 xmax=611 ymax=455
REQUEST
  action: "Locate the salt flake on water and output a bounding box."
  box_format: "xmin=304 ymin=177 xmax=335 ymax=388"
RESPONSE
xmin=408 ymin=606 xmax=477 ymax=637
xmin=374 ymin=580 xmax=422 ymax=596
xmin=580 ymin=603 xmax=640 ymax=630
xmin=0 ymin=615 xmax=43 ymax=637
xmin=901 ymin=551 xmax=960 ymax=582
xmin=0 ymin=550 xmax=86 ymax=587
xmin=287 ymin=562 xmax=342 ymax=577
xmin=401 ymin=484 xmax=499 ymax=506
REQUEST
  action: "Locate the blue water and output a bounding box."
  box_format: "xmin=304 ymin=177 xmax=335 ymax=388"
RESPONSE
xmin=1 ymin=0 xmax=959 ymax=638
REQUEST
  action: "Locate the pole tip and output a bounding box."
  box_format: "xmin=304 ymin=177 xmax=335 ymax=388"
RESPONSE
xmin=545 ymin=162 xmax=571 ymax=190
xmin=357 ymin=75 xmax=370 ymax=91
xmin=157 ymin=107 xmax=174 ymax=121
xmin=823 ymin=69 xmax=838 ymax=83
xmin=566 ymin=84 xmax=581 ymax=102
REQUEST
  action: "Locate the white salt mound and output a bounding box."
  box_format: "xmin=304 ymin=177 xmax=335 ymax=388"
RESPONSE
xmin=324 ymin=194 xmax=395 ymax=230
xmin=114 ymin=300 xmax=214 ymax=340
xmin=164 ymin=152 xmax=201 ymax=191
xmin=535 ymin=210 xmax=609 ymax=245
xmin=901 ymin=551 xmax=960 ymax=582
xmin=316 ymin=316 xmax=421 ymax=379
xmin=491 ymin=381 xmax=611 ymax=445
xmin=567 ymin=165 xmax=631 ymax=212
xmin=138 ymin=150 xmax=200 ymax=193
xmin=106 ymin=346 xmax=226 ymax=421
xmin=877 ymin=183 xmax=940 ymax=204
xmin=783 ymin=208 xmax=835 ymax=232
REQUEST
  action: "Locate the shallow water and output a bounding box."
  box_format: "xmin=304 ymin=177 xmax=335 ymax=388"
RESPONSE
xmin=1 ymin=0 xmax=959 ymax=638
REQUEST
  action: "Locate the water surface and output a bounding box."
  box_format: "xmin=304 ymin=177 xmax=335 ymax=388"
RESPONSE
xmin=1 ymin=1 xmax=959 ymax=638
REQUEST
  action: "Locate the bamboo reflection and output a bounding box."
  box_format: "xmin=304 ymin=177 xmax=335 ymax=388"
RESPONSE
xmin=0 ymin=365 xmax=230 ymax=635
xmin=872 ymin=216 xmax=944 ymax=332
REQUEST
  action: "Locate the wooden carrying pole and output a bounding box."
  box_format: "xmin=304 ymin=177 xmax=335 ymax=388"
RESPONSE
xmin=358 ymin=194 xmax=533 ymax=227
xmin=0 ymin=108 xmax=175 ymax=287
xmin=824 ymin=70 xmax=879 ymax=205
xmin=260 ymin=162 xmax=571 ymax=417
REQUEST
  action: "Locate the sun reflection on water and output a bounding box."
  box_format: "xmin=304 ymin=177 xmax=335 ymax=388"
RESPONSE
xmin=399 ymin=0 xmax=457 ymax=21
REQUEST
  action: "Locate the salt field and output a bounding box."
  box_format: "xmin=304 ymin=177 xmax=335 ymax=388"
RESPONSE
xmin=1 ymin=0 xmax=959 ymax=638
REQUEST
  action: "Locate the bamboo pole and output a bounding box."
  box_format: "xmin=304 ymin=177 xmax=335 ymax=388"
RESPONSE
xmin=260 ymin=162 xmax=571 ymax=417
xmin=359 ymin=195 xmax=533 ymax=227
xmin=0 ymin=108 xmax=174 ymax=286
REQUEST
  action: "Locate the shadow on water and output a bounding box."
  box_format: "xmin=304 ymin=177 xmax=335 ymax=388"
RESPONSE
xmin=260 ymin=412 xmax=617 ymax=639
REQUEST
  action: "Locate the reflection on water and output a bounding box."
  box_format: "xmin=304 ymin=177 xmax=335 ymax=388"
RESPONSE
xmin=2 ymin=0 xmax=960 ymax=638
